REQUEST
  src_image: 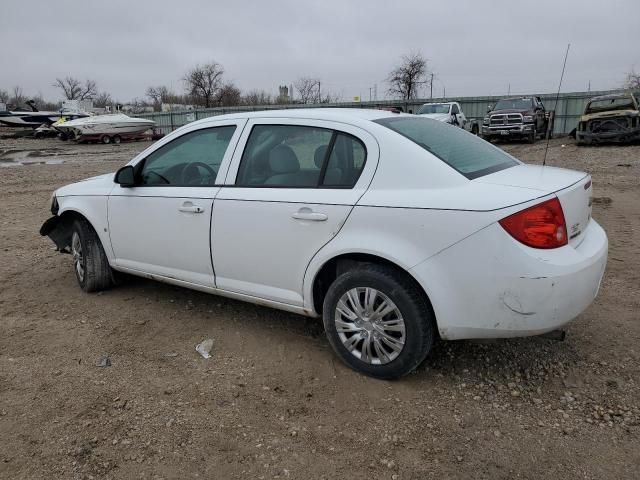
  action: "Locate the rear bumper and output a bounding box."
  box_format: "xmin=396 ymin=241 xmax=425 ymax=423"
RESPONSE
xmin=410 ymin=219 xmax=608 ymax=340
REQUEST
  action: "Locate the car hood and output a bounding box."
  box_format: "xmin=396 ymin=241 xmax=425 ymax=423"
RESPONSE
xmin=417 ymin=113 xmax=451 ymax=122
xmin=56 ymin=172 xmax=116 ymax=197
xmin=580 ymin=109 xmax=639 ymax=122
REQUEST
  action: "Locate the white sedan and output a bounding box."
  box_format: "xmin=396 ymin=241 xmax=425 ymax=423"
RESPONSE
xmin=41 ymin=109 xmax=608 ymax=379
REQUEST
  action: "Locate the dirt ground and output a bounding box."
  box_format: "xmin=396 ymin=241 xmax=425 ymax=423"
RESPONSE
xmin=1 ymin=131 xmax=639 ymax=480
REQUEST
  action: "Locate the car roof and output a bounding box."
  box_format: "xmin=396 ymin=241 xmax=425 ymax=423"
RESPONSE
xmin=188 ymin=107 xmax=401 ymax=127
xmin=589 ymin=93 xmax=634 ymax=101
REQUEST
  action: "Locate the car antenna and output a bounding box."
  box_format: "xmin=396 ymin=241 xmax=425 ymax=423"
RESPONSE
xmin=543 ymin=43 xmax=570 ymax=166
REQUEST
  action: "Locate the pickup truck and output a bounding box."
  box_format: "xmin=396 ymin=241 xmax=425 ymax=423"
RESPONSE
xmin=482 ymin=96 xmax=552 ymax=143
xmin=416 ymin=102 xmax=480 ymax=135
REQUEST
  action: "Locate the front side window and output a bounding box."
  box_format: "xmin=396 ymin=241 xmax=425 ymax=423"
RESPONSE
xmin=374 ymin=116 xmax=518 ymax=179
xmin=140 ymin=126 xmax=236 ymax=186
xmin=451 ymin=104 xmax=460 ymax=114
xmin=236 ymin=125 xmax=367 ymax=188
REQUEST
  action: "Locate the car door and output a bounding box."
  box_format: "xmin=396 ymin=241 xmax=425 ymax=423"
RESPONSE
xmin=211 ymin=118 xmax=379 ymax=306
xmin=108 ymin=120 xmax=246 ymax=287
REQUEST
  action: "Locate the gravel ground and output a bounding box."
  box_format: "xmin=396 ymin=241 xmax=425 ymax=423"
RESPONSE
xmin=1 ymin=132 xmax=639 ymax=479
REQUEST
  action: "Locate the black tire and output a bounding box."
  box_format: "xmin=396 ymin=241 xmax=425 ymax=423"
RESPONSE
xmin=471 ymin=124 xmax=479 ymax=135
xmin=101 ymin=135 xmax=111 ymax=144
xmin=71 ymin=218 xmax=115 ymax=293
xmin=527 ymin=127 xmax=537 ymax=144
xmin=112 ymin=135 xmax=121 ymax=144
xmin=322 ymin=264 xmax=435 ymax=379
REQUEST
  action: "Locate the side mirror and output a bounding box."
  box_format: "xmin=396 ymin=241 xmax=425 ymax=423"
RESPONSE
xmin=486 ymin=105 xmax=492 ymax=113
xmin=114 ymin=165 xmax=136 ymax=187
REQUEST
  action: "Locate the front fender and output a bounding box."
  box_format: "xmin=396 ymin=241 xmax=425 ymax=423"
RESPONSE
xmin=43 ymin=195 xmax=114 ymax=262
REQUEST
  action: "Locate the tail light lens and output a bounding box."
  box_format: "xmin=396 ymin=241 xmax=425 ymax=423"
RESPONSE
xmin=499 ymin=197 xmax=567 ymax=249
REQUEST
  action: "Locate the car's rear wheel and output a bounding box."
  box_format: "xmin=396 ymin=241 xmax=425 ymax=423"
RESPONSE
xmin=322 ymin=264 xmax=435 ymax=379
xmin=528 ymin=127 xmax=537 ymax=144
xmin=112 ymin=134 xmax=121 ymax=144
xmin=71 ymin=219 xmax=115 ymax=292
xmin=101 ymin=135 xmax=111 ymax=144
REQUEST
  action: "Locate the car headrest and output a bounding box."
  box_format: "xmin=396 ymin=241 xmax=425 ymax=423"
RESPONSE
xmin=314 ymin=145 xmax=328 ymax=168
xmin=269 ymin=145 xmax=299 ymax=174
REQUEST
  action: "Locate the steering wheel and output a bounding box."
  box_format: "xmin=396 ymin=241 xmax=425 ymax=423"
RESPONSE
xmin=144 ymin=170 xmax=170 ymax=185
xmin=181 ymin=162 xmax=217 ymax=185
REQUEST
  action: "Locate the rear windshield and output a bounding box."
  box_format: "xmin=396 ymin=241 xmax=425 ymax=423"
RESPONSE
xmin=418 ymin=104 xmax=450 ymax=114
xmin=374 ymin=116 xmax=519 ymax=179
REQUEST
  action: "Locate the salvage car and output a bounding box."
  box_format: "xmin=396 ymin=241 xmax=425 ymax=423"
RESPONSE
xmin=41 ymin=109 xmax=608 ymax=379
xmin=576 ymin=93 xmax=640 ymax=145
xmin=482 ymin=96 xmax=552 ymax=143
xmin=416 ymin=102 xmax=479 ymax=135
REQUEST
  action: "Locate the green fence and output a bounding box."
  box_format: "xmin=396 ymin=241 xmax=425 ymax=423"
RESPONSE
xmin=134 ymin=89 xmax=626 ymax=136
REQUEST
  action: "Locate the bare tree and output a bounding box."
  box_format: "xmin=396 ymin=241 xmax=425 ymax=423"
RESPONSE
xmin=387 ymin=52 xmax=430 ymax=100
xmin=243 ymin=89 xmax=273 ymax=106
xmin=146 ymin=85 xmax=170 ymax=110
xmin=31 ymin=94 xmax=60 ymax=111
xmin=9 ymin=86 xmax=26 ymax=108
xmin=216 ymin=83 xmax=242 ymax=107
xmin=53 ymin=77 xmax=98 ymax=100
xmin=93 ymin=91 xmax=112 ymax=108
xmin=183 ymin=62 xmax=224 ymax=108
xmin=320 ymin=91 xmax=341 ymax=104
xmin=294 ymin=77 xmax=321 ymax=104
xmin=0 ymin=89 xmax=8 ymax=104
xmin=624 ymin=69 xmax=640 ymax=90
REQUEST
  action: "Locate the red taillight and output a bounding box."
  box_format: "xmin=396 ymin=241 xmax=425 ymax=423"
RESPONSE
xmin=499 ymin=197 xmax=568 ymax=249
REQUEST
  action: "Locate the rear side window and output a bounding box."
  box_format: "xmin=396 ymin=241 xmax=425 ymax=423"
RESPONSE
xmin=374 ymin=117 xmax=518 ymax=179
xmin=236 ymin=125 xmax=367 ymax=188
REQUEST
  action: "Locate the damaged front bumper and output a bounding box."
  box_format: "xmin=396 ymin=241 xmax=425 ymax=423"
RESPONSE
xmin=576 ymin=114 xmax=640 ymax=144
xmin=40 ymin=215 xmax=72 ymax=252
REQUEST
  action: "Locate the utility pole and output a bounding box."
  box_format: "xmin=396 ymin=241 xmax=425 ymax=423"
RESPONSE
xmin=374 ymin=84 xmax=377 ymax=101
xmin=317 ymin=81 xmax=321 ymax=103
xmin=430 ymin=73 xmax=434 ymax=100
xmin=588 ymin=80 xmax=591 ymax=92
xmin=369 ymin=87 xmax=372 ymax=102
xmin=508 ymin=83 xmax=511 ymax=95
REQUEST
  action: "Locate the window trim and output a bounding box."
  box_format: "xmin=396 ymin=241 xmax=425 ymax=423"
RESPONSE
xmin=233 ymin=123 xmax=368 ymax=189
xmin=134 ymin=125 xmax=238 ymax=188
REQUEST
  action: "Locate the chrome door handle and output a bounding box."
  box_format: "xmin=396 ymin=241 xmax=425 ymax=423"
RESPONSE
xmin=292 ymin=208 xmax=327 ymax=221
xmin=179 ymin=202 xmax=204 ymax=213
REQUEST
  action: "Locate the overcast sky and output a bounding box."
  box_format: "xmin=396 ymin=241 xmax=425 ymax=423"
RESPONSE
xmin=2 ymin=0 xmax=638 ymax=103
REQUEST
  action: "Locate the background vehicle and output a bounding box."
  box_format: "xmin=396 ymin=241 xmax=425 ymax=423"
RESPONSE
xmin=482 ymin=96 xmax=552 ymax=143
xmin=416 ymin=101 xmax=479 ymax=134
xmin=40 ymin=110 xmax=607 ymax=379
xmin=576 ymin=93 xmax=640 ymax=145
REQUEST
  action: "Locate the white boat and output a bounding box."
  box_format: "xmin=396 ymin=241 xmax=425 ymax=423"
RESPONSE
xmin=55 ymin=113 xmax=156 ymax=143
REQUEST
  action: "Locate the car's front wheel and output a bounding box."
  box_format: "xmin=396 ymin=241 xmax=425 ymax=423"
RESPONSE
xmin=322 ymin=264 xmax=435 ymax=379
xmin=71 ymin=219 xmax=115 ymax=292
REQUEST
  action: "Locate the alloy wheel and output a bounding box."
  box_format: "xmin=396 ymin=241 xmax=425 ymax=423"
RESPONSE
xmin=334 ymin=287 xmax=406 ymax=365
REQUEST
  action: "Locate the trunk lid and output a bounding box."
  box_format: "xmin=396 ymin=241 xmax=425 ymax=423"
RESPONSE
xmin=476 ymin=165 xmax=592 ymax=247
